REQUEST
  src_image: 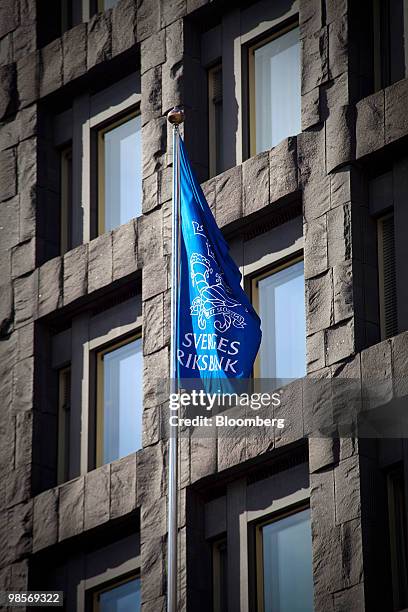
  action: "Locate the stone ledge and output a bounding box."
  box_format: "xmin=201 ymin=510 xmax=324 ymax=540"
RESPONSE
xmin=32 ymin=453 xmax=138 ymax=553
xmin=356 ymin=77 xmax=408 ymax=160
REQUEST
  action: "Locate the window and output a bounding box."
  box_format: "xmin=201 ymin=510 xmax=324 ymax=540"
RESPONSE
xmin=208 ymin=64 xmax=224 ymax=177
xmin=373 ymin=0 xmax=408 ymax=90
xmin=96 ymin=335 xmax=143 ymax=466
xmin=93 ymin=575 xmax=141 ymax=612
xmin=213 ymin=538 xmax=228 ymax=612
xmin=387 ymin=465 xmax=408 ymax=611
xmin=252 ymin=259 xmax=306 ymax=379
xmin=60 ymin=145 xmax=73 ymax=255
xmin=256 ymin=507 xmax=313 ymax=612
xmin=377 ymin=213 xmax=397 ymax=339
xmin=97 ymin=0 xmax=119 ymax=10
xmin=57 ymin=366 xmax=71 ymax=484
xmin=248 ymin=24 xmax=301 ymax=156
xmin=98 ymin=112 xmax=142 ymax=235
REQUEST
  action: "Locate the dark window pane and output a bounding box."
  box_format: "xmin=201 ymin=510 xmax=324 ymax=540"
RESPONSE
xmin=261 ymin=509 xmax=313 ymax=612
xmin=256 ymin=260 xmax=306 ymax=379
xmin=98 ymin=577 xmax=141 ymax=612
xmin=100 ymin=337 xmax=143 ymax=464
xmin=252 ymin=26 xmax=301 ymax=154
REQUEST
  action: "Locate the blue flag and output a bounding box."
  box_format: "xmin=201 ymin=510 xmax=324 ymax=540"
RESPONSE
xmin=176 ymin=138 xmax=262 ymax=380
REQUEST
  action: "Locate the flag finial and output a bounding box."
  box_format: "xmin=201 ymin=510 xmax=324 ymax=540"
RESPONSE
xmin=167 ymin=106 xmax=185 ymax=125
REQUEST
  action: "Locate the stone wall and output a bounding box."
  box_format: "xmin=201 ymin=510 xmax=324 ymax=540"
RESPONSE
xmin=0 ymin=0 xmax=408 ymax=610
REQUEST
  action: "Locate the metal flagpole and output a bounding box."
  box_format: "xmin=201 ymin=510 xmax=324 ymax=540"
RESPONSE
xmin=167 ymin=106 xmax=184 ymax=612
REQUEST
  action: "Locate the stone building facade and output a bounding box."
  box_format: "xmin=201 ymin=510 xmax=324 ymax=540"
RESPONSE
xmin=0 ymin=0 xmax=408 ymax=610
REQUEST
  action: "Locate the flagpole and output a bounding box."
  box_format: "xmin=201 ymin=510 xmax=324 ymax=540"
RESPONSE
xmin=167 ymin=106 xmax=184 ymax=612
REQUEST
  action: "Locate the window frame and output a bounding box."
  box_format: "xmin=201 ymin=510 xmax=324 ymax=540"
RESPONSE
xmin=95 ymin=331 xmax=142 ymax=468
xmin=254 ymin=502 xmax=311 ymax=612
xmin=97 ymin=108 xmax=141 ymax=237
xmin=247 ymin=19 xmax=299 ymax=159
xmin=92 ymin=572 xmax=141 ymax=612
xmin=60 ymin=143 xmax=73 ymax=255
xmin=213 ymin=537 xmax=228 ymax=612
xmin=208 ymin=62 xmax=223 ymax=178
xmin=57 ymin=365 xmax=71 ymax=484
xmin=250 ymin=253 xmax=304 ymax=379
xmin=386 ymin=463 xmax=408 ymax=610
xmin=377 ymin=212 xmax=397 ymax=340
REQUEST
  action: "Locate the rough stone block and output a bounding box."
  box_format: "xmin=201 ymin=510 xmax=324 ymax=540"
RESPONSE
xmin=301 ymin=28 xmax=329 ymax=95
xmin=142 ymin=171 xmax=159 ymax=214
xmin=328 ymin=16 xmax=348 ymax=80
xmin=361 ymin=339 xmax=393 ymax=409
xmin=63 ymin=244 xmax=88 ymax=305
xmin=33 ymin=489 xmax=58 ymax=552
xmin=87 ymin=12 xmax=112 ymax=70
xmin=141 ymin=29 xmax=166 ymax=74
xmin=0 ymin=1 xmax=18 ymax=38
xmin=0 ymin=63 xmax=16 ymax=120
xmin=40 ymin=39 xmax=63 ymax=98
xmin=298 ymin=129 xmax=330 ymax=220
xmin=201 ymin=176 xmax=216 ymax=215
xmin=84 ymin=465 xmax=110 ymax=531
xmin=38 ymin=257 xmax=62 ymax=317
xmin=137 ymin=0 xmax=160 ymax=42
xmin=161 ymin=0 xmax=186 ymax=27
xmin=270 ymin=136 xmax=298 ymax=202
xmin=304 ymin=216 xmax=328 ymax=279
xmin=88 ymin=232 xmax=113 ymax=294
xmin=325 ymin=318 xmax=355 ymax=366
xmin=0 ymin=147 xmax=16 ymax=202
xmin=137 ymin=442 xmax=165 ymax=504
xmin=333 ymin=261 xmax=353 ymax=323
xmin=12 ymin=357 xmax=34 ymax=413
xmin=112 ymin=0 xmax=137 ymax=56
xmin=392 ymin=331 xmax=408 ymax=398
xmin=143 ymin=294 xmax=164 ymax=355
xmin=142 ymin=257 xmax=168 ymax=301
xmin=142 ymin=405 xmax=161 ymax=447
xmin=307 ymin=331 xmax=326 ymax=373
xmin=215 ymin=166 xmax=242 ymax=227
xmin=326 ymin=105 xmax=355 ymax=173
xmin=141 ymin=66 xmax=162 ymax=127
xmin=0 ymin=282 xmax=13 ymax=338
xmin=334 ymin=456 xmax=361 ymax=524
xmin=143 ymin=348 xmax=169 ymax=408
xmin=17 ymin=51 xmax=39 ymax=109
xmin=327 ymin=203 xmax=351 ymax=267
xmin=15 ymin=411 xmax=32 ymax=467
xmin=6 ymin=464 xmax=31 ymax=508
xmin=138 ymin=209 xmax=163 ymax=266
xmin=7 ymin=501 xmax=33 ymax=562
xmin=58 ymin=477 xmax=85 ymax=541
xmin=110 ymin=453 xmax=137 ymax=519
xmin=158 ymin=166 xmax=172 ymax=208
xmin=142 ymin=117 xmax=166 ymax=177
xmin=301 ymin=87 xmax=320 ymax=130
xmin=333 ymin=583 xmax=364 ymax=611
xmin=299 ymin=0 xmax=322 ymax=38
xmin=11 ymin=238 xmax=35 ymax=280
xmin=306 ymin=271 xmax=333 ymax=334
xmin=385 ymin=77 xmax=408 ymax=145
xmin=190 ymin=436 xmax=217 ymax=483
xmin=141 ymin=535 xmax=165 ymax=601
xmin=161 ymin=58 xmax=183 ymax=114
xmin=62 ymin=23 xmax=87 ymax=84
xmin=112 ymin=219 xmax=138 ymax=280
xmin=356 ymin=90 xmax=385 ymax=158
xmin=242 ymin=152 xmax=269 ymax=216
xmin=309 ymin=438 xmax=338 ymax=473
xmin=13 ymin=272 xmax=37 ymax=328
